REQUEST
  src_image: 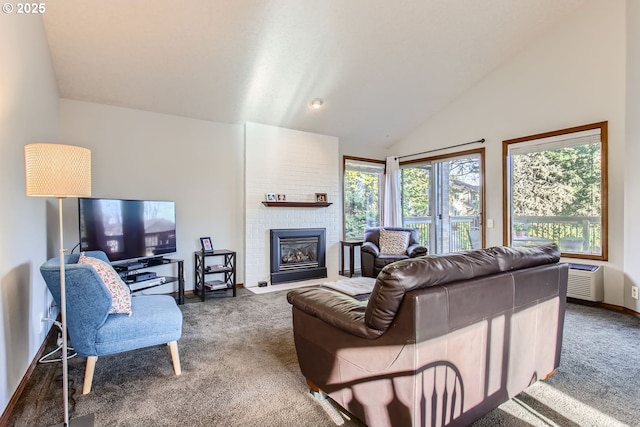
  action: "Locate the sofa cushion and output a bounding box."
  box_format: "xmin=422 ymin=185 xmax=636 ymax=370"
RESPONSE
xmin=79 ymin=253 xmax=132 ymax=315
xmin=379 ymin=229 xmax=410 ymax=255
xmin=374 ymin=254 xmax=409 ymax=269
xmin=94 ymin=295 xmax=182 ymax=356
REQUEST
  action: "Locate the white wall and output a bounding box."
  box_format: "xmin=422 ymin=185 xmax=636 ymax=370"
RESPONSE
xmin=59 ymin=100 xmax=245 ymax=290
xmin=244 ymin=123 xmax=340 ymax=287
xmin=624 ymin=0 xmax=640 ymax=312
xmin=389 ymin=1 xmax=627 ymax=306
xmin=0 ymin=15 xmax=60 ymax=417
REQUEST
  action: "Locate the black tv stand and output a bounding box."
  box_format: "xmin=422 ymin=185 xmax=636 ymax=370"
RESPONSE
xmin=114 ymin=257 xmax=185 ymax=305
xmin=114 ymin=256 xmax=164 ymax=271
xmin=141 ymin=256 xmax=164 ymax=266
xmin=114 ymin=261 xmax=145 ymax=272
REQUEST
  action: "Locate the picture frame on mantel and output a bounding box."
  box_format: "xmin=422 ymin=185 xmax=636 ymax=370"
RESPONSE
xmin=200 ymin=236 xmax=214 ymax=253
xmin=315 ymin=193 xmax=327 ymax=202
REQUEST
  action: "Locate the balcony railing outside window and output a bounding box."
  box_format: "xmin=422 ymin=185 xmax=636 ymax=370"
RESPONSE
xmin=404 ymin=216 xmax=479 ymax=253
xmin=403 ymin=215 xmax=600 ymax=254
xmin=513 ymin=216 xmax=601 ymax=254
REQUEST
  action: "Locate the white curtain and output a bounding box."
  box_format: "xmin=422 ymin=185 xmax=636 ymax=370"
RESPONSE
xmin=383 ymin=156 xmax=402 ymax=227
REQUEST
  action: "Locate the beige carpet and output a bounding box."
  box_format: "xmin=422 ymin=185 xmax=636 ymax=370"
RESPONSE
xmin=7 ymin=289 xmax=640 ymax=427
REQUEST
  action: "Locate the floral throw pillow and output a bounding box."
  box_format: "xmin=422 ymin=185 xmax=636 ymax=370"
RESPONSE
xmin=379 ymin=229 xmax=411 ymax=255
xmin=79 ymin=253 xmax=132 ymax=315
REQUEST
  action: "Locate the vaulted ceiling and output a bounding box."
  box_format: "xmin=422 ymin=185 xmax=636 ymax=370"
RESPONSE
xmin=42 ymin=0 xmax=586 ymax=152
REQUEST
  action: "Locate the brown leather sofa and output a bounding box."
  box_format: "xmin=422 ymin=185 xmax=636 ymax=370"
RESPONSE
xmin=287 ymin=244 xmax=568 ymax=427
xmin=361 ymin=227 xmax=428 ymax=277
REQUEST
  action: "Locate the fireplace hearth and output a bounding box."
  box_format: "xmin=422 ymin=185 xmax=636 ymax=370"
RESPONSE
xmin=270 ymin=228 xmax=327 ymax=284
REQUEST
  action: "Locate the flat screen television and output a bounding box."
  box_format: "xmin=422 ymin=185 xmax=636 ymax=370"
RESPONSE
xmin=78 ymin=197 xmax=177 ymax=263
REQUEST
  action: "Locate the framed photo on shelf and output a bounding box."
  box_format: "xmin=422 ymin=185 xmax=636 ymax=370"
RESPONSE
xmin=315 ymin=193 xmax=327 ymax=202
xmin=276 ymin=194 xmax=287 ymax=202
xmin=265 ymin=193 xmax=276 ymax=202
xmin=200 ymin=237 xmax=214 ymax=253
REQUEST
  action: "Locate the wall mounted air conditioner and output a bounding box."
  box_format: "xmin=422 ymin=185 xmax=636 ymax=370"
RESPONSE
xmin=567 ymin=263 xmax=604 ymax=302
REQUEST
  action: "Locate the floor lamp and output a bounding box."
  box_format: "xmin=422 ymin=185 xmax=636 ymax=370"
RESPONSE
xmin=24 ymin=143 xmax=94 ymax=427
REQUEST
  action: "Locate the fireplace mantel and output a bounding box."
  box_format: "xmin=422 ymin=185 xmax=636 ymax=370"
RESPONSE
xmin=262 ymin=201 xmax=332 ymax=208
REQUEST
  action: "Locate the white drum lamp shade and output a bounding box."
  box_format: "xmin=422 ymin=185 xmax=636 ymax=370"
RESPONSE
xmin=24 ymin=143 xmax=91 ymax=197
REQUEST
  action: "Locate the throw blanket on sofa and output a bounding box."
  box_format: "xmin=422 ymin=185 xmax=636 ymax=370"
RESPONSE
xmin=320 ymin=277 xmax=376 ymax=296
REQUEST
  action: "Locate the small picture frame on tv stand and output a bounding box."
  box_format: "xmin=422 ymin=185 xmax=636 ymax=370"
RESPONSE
xmin=200 ymin=236 xmax=214 ymax=253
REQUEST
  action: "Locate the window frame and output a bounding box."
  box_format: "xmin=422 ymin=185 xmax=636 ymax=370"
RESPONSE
xmin=342 ymin=155 xmax=386 ymax=240
xmin=502 ymin=121 xmax=608 ymax=261
xmin=400 ymin=148 xmax=486 ymax=252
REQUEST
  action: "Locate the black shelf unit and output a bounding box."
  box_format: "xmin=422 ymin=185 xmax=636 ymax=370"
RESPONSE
xmin=114 ymin=258 xmax=185 ymax=305
xmin=194 ymin=250 xmax=236 ymax=301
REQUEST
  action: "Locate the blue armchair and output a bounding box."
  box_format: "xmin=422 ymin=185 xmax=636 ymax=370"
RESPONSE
xmin=40 ymin=251 xmax=183 ymax=394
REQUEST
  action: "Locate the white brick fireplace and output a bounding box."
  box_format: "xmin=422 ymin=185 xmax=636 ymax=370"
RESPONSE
xmin=244 ymin=122 xmax=340 ymax=288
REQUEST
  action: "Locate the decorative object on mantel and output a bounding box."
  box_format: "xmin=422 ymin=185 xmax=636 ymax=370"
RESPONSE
xmin=315 ymin=193 xmax=327 ymax=202
xmin=265 ymin=193 xmax=276 ymax=202
xmin=277 ymin=194 xmax=287 ymax=202
xmin=262 ymin=201 xmax=332 ymax=207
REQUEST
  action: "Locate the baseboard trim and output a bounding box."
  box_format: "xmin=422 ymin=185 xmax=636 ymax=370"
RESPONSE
xmin=568 ymin=298 xmax=640 ymax=318
xmin=0 ymin=322 xmax=59 ymax=425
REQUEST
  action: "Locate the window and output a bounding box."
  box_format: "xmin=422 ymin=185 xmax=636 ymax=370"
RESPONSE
xmin=503 ymin=121 xmax=608 ymax=260
xmin=343 ymin=157 xmax=385 ymax=239
xmin=400 ymin=149 xmax=484 ymax=254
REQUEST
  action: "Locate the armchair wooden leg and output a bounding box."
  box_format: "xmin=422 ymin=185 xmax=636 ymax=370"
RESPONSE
xmin=168 ymin=341 xmax=181 ymax=376
xmin=83 ymin=356 xmax=98 ymax=394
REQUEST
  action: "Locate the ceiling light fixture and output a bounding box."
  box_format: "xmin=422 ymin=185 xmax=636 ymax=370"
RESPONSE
xmin=309 ymin=98 xmax=324 ymax=109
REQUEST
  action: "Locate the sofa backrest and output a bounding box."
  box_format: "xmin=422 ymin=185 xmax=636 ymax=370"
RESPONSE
xmin=401 ymin=262 xmax=566 ymax=342
xmin=364 ymin=244 xmax=561 ymax=331
xmin=364 ymin=227 xmax=420 ymax=247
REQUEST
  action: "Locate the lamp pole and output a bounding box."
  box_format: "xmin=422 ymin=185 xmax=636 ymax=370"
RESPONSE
xmin=57 ymin=196 xmax=69 ymax=425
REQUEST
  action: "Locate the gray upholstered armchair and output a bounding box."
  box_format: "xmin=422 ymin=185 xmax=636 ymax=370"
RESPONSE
xmin=40 ymin=250 xmax=182 ymax=394
xmin=361 ymin=227 xmax=427 ymax=277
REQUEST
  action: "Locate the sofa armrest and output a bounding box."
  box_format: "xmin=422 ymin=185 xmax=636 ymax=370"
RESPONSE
xmin=407 ymin=243 xmax=427 ymax=257
xmin=287 ymin=288 xmax=383 ymax=339
xmin=361 ymin=241 xmax=380 ymax=257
